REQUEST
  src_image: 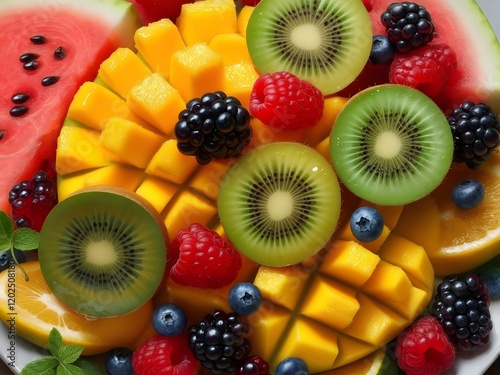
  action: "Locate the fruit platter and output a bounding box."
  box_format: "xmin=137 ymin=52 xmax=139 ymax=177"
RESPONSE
xmin=1 ymin=0 xmax=500 ymax=374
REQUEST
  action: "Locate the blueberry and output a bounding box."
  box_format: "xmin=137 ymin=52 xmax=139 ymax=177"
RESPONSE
xmin=105 ymin=347 xmax=134 ymax=375
xmin=228 ymin=282 xmax=263 ymax=316
xmin=451 ymin=179 xmax=485 ymax=210
xmin=349 ymin=206 xmax=384 ymax=242
xmin=0 ymin=248 xmax=26 ymax=272
xmin=369 ymin=35 xmax=395 ymax=65
xmin=275 ymin=357 xmax=309 ymax=375
xmin=152 ymin=303 xmax=187 ymax=337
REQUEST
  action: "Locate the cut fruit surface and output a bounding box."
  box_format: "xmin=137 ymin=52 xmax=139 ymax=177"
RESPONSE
xmin=0 ymin=261 xmax=154 ymax=355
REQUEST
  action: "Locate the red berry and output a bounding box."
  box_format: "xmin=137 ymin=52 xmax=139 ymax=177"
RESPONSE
xmin=389 ymin=43 xmax=457 ymax=98
xmin=132 ymin=334 xmax=197 ymax=375
xmin=395 ymin=316 xmax=456 ymax=375
xmin=130 ymin=0 xmax=195 ymax=25
xmin=249 ymin=71 xmax=324 ymax=130
xmin=169 ymin=223 xmax=242 ymax=288
xmin=240 ymin=0 xmax=261 ymax=6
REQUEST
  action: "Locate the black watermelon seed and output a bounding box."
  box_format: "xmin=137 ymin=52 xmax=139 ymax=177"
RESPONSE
xmin=30 ymin=35 xmax=47 ymax=44
xmin=41 ymin=76 xmax=60 ymax=86
xmin=19 ymin=53 xmax=39 ymax=63
xmin=11 ymin=93 xmax=30 ymax=104
xmin=54 ymin=46 xmax=66 ymax=60
xmin=10 ymin=106 xmax=28 ymax=117
xmin=23 ymin=60 xmax=39 ymax=71
xmin=0 ymin=130 xmax=5 ymax=140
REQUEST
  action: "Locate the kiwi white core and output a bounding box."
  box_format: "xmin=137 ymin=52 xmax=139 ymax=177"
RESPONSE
xmin=267 ymin=191 xmax=294 ymax=220
xmin=86 ymin=241 xmax=117 ymax=265
xmin=291 ymin=24 xmax=321 ymax=50
xmin=375 ymin=132 xmax=402 ymax=159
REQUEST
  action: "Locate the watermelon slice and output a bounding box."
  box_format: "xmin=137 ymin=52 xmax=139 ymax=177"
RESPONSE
xmin=0 ymin=0 xmax=140 ymax=216
xmin=342 ymin=0 xmax=500 ymax=114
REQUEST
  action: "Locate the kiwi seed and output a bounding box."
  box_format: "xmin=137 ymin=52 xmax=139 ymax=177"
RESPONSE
xmin=38 ymin=186 xmax=168 ymax=318
xmin=329 ymin=84 xmax=454 ymax=206
xmin=218 ymin=142 xmax=341 ymax=267
xmin=246 ymin=0 xmax=373 ymax=95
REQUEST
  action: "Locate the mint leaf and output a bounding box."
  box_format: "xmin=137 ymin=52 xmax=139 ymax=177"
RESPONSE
xmin=56 ymin=362 xmax=84 ymax=375
xmin=74 ymin=358 xmax=108 ymax=375
xmin=0 ymin=237 xmax=10 ymax=252
xmin=12 ymin=228 xmax=39 ymax=251
xmin=20 ymin=356 xmax=59 ymax=375
xmin=48 ymin=327 xmax=63 ymax=358
xmin=58 ymin=345 xmax=84 ymax=364
xmin=0 ymin=210 xmax=13 ymax=240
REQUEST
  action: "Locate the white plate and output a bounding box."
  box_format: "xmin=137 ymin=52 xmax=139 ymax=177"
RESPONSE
xmin=1 ymin=0 xmax=500 ymax=374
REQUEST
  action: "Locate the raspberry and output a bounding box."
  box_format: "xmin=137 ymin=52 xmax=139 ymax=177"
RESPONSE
xmin=174 ymin=91 xmax=252 ymax=165
xmin=9 ymin=168 xmax=58 ymax=231
xmin=236 ymin=355 xmax=270 ymax=375
xmin=239 ymin=0 xmax=260 ymax=6
xmin=381 ymin=2 xmax=434 ymax=53
xmin=132 ymin=334 xmax=198 ymax=375
xmin=447 ymin=101 xmax=500 ymax=168
xmin=169 ymin=223 xmax=242 ymax=288
xmin=389 ymin=44 xmax=457 ymax=98
xmin=249 ymin=71 xmax=324 ymax=130
xmin=395 ymin=316 xmax=455 ymax=375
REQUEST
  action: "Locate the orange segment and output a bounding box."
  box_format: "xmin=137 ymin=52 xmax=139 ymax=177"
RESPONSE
xmin=0 ymin=261 xmax=153 ymax=355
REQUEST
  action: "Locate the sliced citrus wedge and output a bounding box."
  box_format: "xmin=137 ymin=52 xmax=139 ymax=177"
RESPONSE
xmin=0 ymin=261 xmax=153 ymax=355
xmin=428 ymin=151 xmax=500 ymax=275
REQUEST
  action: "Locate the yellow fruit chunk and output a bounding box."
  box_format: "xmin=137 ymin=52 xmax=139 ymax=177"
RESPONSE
xmin=127 ymin=73 xmax=186 ymax=135
xmin=237 ymin=5 xmax=255 ymax=36
xmin=98 ymin=47 xmax=152 ymax=99
xmin=146 ymin=139 xmax=199 ymax=184
xmin=84 ymin=164 xmax=144 ymax=192
xmin=336 ymin=223 xmax=390 ymax=253
xmin=320 ymin=241 xmax=380 ymax=287
xmin=332 ymin=334 xmax=378 ymax=369
xmin=306 ymin=96 xmax=349 ymax=146
xmin=224 ymin=60 xmax=259 ymax=109
xmin=250 ymin=118 xmax=309 ymax=147
xmin=276 ymin=316 xmax=339 ymax=374
xmin=176 ymin=0 xmax=237 ymax=45
xmin=100 ymin=117 xmax=166 ymax=169
xmin=0 ymin=261 xmax=153 ymax=356
xmin=57 ymin=172 xmax=90 ymax=201
xmin=134 ymin=19 xmax=185 ymax=79
xmin=56 ymin=122 xmax=111 ymax=175
xmin=67 ymin=82 xmax=150 ymax=131
xmin=325 ymin=346 xmax=396 ymax=375
xmin=253 ymin=266 xmax=309 ymax=311
xmin=135 ymin=176 xmax=178 ymax=213
xmin=362 ymin=260 xmax=413 ymax=302
xmin=169 ymin=42 xmax=225 ymax=101
xmin=428 ymin=152 xmax=500 ymax=275
xmin=189 ymin=159 xmax=232 ymax=200
xmin=378 ymin=233 xmax=434 ymax=292
xmin=209 ymin=33 xmax=251 ymax=65
xmin=301 ymin=276 xmax=360 ymax=331
xmin=380 ymin=286 xmax=429 ymax=320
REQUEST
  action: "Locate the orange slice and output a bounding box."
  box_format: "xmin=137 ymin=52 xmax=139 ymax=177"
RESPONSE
xmin=0 ymin=261 xmax=153 ymax=355
xmin=428 ymin=151 xmax=500 ymax=275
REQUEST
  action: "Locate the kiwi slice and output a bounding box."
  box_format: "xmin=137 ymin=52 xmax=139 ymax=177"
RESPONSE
xmin=38 ymin=186 xmax=168 ymax=318
xmin=245 ymin=0 xmax=372 ymax=95
xmin=329 ymin=84 xmax=454 ymax=206
xmin=217 ymin=142 xmax=341 ymax=267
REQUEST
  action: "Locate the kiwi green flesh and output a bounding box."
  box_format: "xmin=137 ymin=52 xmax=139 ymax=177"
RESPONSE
xmin=218 ymin=142 xmax=341 ymax=267
xmin=246 ymin=0 xmax=372 ymax=95
xmin=329 ymin=84 xmax=454 ymax=206
xmin=38 ymin=190 xmax=167 ymax=318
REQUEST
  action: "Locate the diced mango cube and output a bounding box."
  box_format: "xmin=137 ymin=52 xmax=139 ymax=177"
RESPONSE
xmin=176 ymin=0 xmax=237 ymax=45
xmin=57 ymin=172 xmax=90 ymax=201
xmin=320 ymin=241 xmax=380 ymax=287
xmin=127 ymin=73 xmax=186 ymax=135
xmin=83 ymin=164 xmax=144 ymax=192
xmin=336 ymin=223 xmax=390 ymax=253
xmin=253 ymin=266 xmax=309 ymax=311
xmin=67 ymin=82 xmax=149 ymax=131
xmin=361 ymin=260 xmax=413 ymax=302
xmin=237 ymin=5 xmax=255 ymax=37
xmin=333 ymin=334 xmax=378 ymax=368
xmin=381 ymin=286 xmax=430 ymax=320
xmin=301 ymin=276 xmax=360 ymax=330
xmin=209 ymin=33 xmax=251 ymax=65
xmin=224 ymin=60 xmax=259 ymax=109
xmin=98 ymin=48 xmax=152 ymax=99
xmin=169 ymin=43 xmax=225 ymax=101
xmin=56 ymin=122 xmax=111 ymax=175
xmin=189 ymin=159 xmax=232 ymax=200
xmin=305 ymin=96 xmax=349 ymax=146
xmin=135 ymin=176 xmax=178 ymax=214
xmin=100 ymin=117 xmax=166 ymax=169
xmin=146 ymin=139 xmax=199 ymax=184
xmin=134 ymin=19 xmax=185 ymax=79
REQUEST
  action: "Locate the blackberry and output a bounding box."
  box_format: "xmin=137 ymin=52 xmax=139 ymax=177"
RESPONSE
xmin=380 ymin=2 xmax=434 ymax=53
xmin=447 ymin=101 xmax=500 ymax=169
xmin=174 ymin=91 xmax=252 ymax=165
xmin=188 ymin=310 xmax=252 ymax=373
xmin=432 ymin=274 xmax=493 ymax=351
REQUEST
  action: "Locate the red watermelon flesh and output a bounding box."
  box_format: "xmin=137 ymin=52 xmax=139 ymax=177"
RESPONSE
xmin=0 ymin=1 xmax=140 ymax=216
xmin=340 ymin=0 xmax=500 ymax=115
